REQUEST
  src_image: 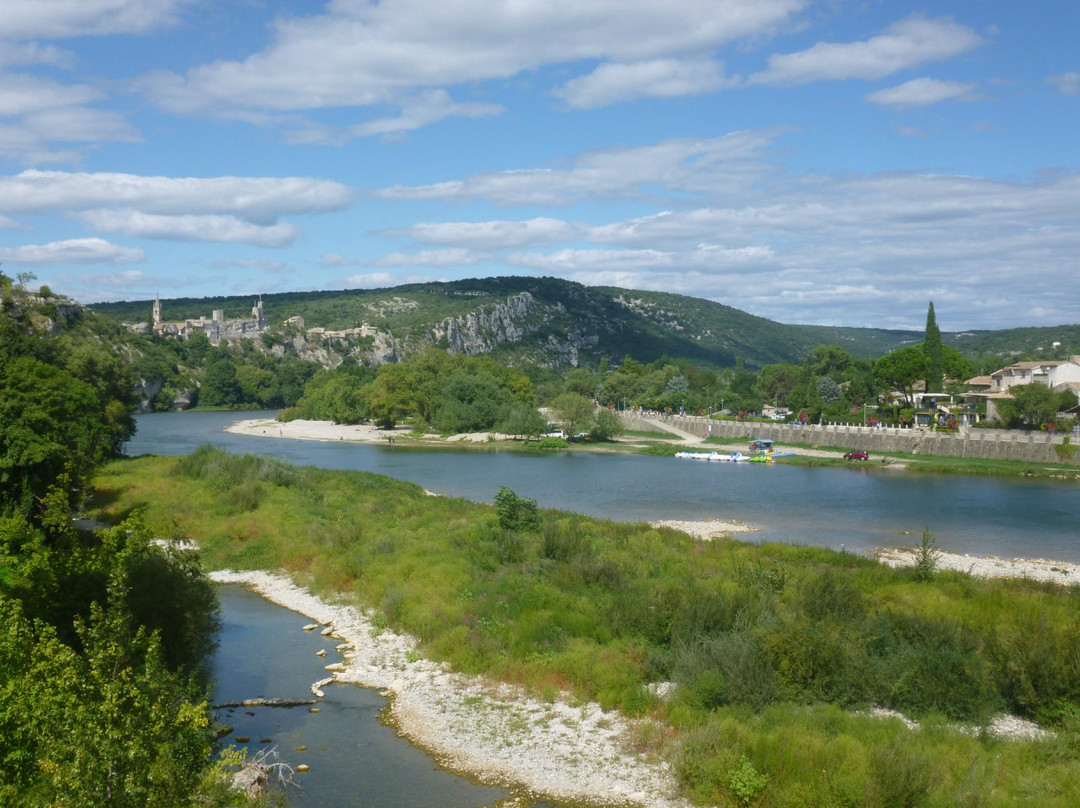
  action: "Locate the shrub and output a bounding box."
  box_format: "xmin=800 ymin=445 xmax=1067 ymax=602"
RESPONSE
xmin=541 ymin=519 xmax=592 ymax=562
xmin=728 ymin=755 xmax=768 ymax=806
xmin=913 ymin=529 xmax=939 ymax=581
xmin=493 ymin=486 xmax=540 ymax=532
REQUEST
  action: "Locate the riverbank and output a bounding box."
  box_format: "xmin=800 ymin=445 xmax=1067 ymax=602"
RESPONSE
xmin=876 ymin=546 xmax=1080 ymax=585
xmin=208 ymin=569 xmax=691 ymax=808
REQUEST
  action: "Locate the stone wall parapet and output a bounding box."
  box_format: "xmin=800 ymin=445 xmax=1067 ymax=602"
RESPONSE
xmin=618 ymin=412 xmax=1078 ymax=466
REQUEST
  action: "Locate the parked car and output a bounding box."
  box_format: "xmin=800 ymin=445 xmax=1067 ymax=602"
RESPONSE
xmin=843 ymin=450 xmax=869 ymax=461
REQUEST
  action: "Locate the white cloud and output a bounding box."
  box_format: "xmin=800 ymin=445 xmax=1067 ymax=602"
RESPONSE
xmin=0 ymin=170 xmax=353 ymax=220
xmin=340 ymin=271 xmax=441 ymax=288
xmin=138 ymin=0 xmax=804 ymax=130
xmin=554 ymin=58 xmax=734 ymax=109
xmin=321 ymin=253 xmax=358 ymax=268
xmin=865 ymin=77 xmax=977 ymax=109
xmin=0 ymin=214 xmax=18 ymax=229
xmin=0 ymin=75 xmax=97 ymax=116
xmin=0 ymin=237 xmax=144 ymax=264
xmin=0 ymin=73 xmax=138 ymax=164
xmin=377 ymin=130 xmax=783 ymax=206
xmin=80 ymin=269 xmax=148 ymax=286
xmin=385 ymin=217 xmax=581 ymax=249
xmin=0 ymin=0 xmax=192 ymax=39
xmin=372 ymin=248 xmax=481 ymax=267
xmin=209 ymin=259 xmax=289 ymax=274
xmin=750 ymin=16 xmax=983 ymax=85
xmin=0 ymin=42 xmax=75 ymax=69
xmin=373 ymin=133 xmax=1080 ymax=327
xmin=1047 ymin=72 xmax=1079 ymax=95
xmin=287 ymin=91 xmax=502 ymax=144
xmin=74 ymin=209 xmax=299 ymax=247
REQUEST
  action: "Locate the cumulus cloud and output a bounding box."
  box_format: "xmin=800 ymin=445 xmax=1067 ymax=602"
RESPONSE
xmin=378 ymin=130 xmax=783 ymax=206
xmin=287 ymin=91 xmax=502 ymax=144
xmin=74 ymin=209 xmax=299 ymax=247
xmin=1047 ymin=72 xmax=1079 ymax=95
xmin=373 ymin=133 xmax=1080 ymax=327
xmin=340 ymin=271 xmax=446 ymax=288
xmin=0 ymin=0 xmax=192 ymax=39
xmin=0 ymin=170 xmax=353 ymax=220
xmin=0 ymin=237 xmax=145 ymax=264
xmin=209 ymin=259 xmax=289 ymax=274
xmin=0 ymin=74 xmax=139 ymax=164
xmin=554 ymin=58 xmax=734 ymax=109
xmin=865 ymin=77 xmax=978 ymax=108
xmin=79 ymin=268 xmax=148 ymax=286
xmin=0 ymin=42 xmax=75 ymax=69
xmin=750 ymin=16 xmax=983 ymax=85
xmin=321 ymin=253 xmax=359 ymax=268
xmin=384 ymin=217 xmax=581 ymax=249
xmin=372 ymin=248 xmax=481 ymax=267
xmin=137 ymin=0 xmax=804 ymax=131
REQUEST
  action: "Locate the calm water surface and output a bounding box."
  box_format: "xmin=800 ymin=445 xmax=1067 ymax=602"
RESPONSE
xmin=129 ymin=410 xmax=1080 ymax=562
xmin=211 ymin=584 xmax=508 ymax=807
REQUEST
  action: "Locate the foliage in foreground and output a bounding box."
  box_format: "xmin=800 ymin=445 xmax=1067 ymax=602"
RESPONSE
xmin=91 ymin=448 xmax=1080 ymax=807
xmin=0 ymin=508 xmax=229 ymax=806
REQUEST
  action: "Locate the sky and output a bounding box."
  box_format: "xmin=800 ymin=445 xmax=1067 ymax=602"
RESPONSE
xmin=0 ymin=1 xmax=1077 ymax=332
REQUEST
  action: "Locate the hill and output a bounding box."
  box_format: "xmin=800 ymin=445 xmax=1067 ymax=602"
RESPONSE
xmin=91 ymin=277 xmax=927 ymax=369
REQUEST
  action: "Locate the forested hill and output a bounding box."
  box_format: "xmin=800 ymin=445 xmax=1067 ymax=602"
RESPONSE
xmin=92 ymin=276 xmax=927 ymax=369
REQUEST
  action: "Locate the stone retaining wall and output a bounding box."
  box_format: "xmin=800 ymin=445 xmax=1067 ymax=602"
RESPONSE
xmin=620 ymin=413 xmax=1080 ymax=466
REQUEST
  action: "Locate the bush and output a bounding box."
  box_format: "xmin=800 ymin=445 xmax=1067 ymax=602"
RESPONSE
xmin=493 ymin=486 xmax=540 ymax=532
xmin=728 ymin=755 xmax=768 ymax=806
xmin=913 ymin=529 xmax=939 ymax=582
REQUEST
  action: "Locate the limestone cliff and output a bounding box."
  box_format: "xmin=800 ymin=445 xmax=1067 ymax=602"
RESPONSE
xmin=429 ymin=291 xmax=540 ymax=355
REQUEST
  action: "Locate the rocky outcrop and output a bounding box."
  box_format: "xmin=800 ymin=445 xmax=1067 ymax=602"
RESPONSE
xmin=429 ymin=292 xmax=540 ymax=355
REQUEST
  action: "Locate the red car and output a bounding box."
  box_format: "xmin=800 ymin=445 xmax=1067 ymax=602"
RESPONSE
xmin=843 ymin=450 xmax=869 ymax=461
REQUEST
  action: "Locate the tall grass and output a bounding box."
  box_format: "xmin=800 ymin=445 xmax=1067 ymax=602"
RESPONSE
xmin=89 ymin=449 xmax=1080 ymax=807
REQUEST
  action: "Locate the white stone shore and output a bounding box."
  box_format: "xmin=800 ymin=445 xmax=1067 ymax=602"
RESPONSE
xmin=876 ymin=546 xmax=1080 ymax=585
xmin=209 ymin=569 xmax=692 ymax=808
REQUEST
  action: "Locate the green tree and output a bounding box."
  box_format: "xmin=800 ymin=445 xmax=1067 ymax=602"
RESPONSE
xmin=564 ymin=368 xmax=600 ymax=398
xmin=590 ymin=408 xmax=623 ymax=441
xmin=367 ymin=362 xmax=420 ymax=429
xmin=551 ymin=392 xmax=595 ymax=438
xmin=199 ymin=358 xmax=240 ymax=407
xmin=874 ymin=345 xmax=929 ymax=406
xmin=497 ymin=402 xmax=547 ymax=439
xmin=806 ymin=345 xmax=852 ymax=378
xmin=924 ymin=301 xmax=944 ymax=393
xmin=996 ymin=383 xmax=1058 ymax=428
xmin=755 ymin=362 xmax=803 ymax=407
xmin=1 ymin=357 xmax=103 ymax=518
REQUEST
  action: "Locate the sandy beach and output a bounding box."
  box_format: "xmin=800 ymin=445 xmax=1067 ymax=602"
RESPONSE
xmin=226 ymin=417 xmax=505 ymax=444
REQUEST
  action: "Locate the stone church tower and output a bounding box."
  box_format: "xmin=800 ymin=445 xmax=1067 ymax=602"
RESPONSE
xmin=152 ymin=295 xmax=162 ymax=329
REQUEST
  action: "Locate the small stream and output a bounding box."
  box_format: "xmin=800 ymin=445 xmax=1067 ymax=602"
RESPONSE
xmin=210 ymin=584 xmax=509 ymax=807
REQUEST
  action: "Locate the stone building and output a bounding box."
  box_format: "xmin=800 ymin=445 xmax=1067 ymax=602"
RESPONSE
xmin=150 ymin=295 xmax=268 ymax=345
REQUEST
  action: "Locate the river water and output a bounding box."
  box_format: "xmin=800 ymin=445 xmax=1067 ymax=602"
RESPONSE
xmin=129 ymin=410 xmax=1080 ymax=562
xmin=211 ymin=584 xmax=509 ymax=807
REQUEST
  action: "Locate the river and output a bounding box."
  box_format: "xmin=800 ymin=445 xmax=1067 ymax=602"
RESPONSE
xmin=211 ymin=584 xmax=509 ymax=807
xmin=129 ymin=410 xmax=1080 ymax=563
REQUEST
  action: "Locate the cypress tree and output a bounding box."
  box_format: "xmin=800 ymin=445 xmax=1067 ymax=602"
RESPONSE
xmin=924 ymin=301 xmax=943 ymax=393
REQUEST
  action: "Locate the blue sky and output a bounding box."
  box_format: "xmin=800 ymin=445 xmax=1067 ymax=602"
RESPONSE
xmin=0 ymin=1 xmax=1077 ymax=331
